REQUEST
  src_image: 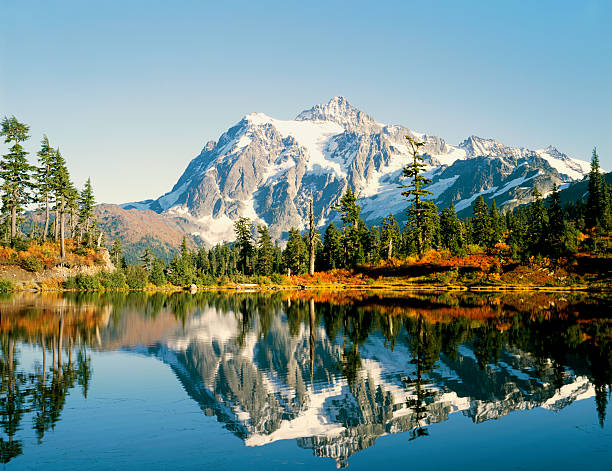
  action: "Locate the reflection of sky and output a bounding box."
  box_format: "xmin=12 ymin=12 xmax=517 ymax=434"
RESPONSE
xmin=9 ymin=342 xmax=611 ymax=471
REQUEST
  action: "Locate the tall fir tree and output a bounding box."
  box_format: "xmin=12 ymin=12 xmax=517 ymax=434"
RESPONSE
xmin=546 ymin=184 xmax=568 ymax=258
xmin=471 ymin=196 xmax=491 ymax=247
xmin=333 ymin=187 xmax=364 ymax=267
xmin=255 ymin=225 xmax=274 ymax=275
xmin=284 ymin=227 xmax=307 ymax=275
xmin=586 ymin=148 xmax=610 ymax=230
xmin=46 ymin=148 xmax=73 ymax=258
xmin=140 ymin=248 xmax=155 ymax=272
xmin=401 ymin=136 xmax=433 ymax=256
xmin=439 ymin=203 xmax=463 ymax=254
xmin=527 ymin=186 xmax=548 ymax=255
xmin=110 ymin=238 xmax=123 ymax=267
xmin=334 ymin=186 xmax=361 ymax=228
xmin=78 ymin=178 xmax=96 ymax=245
xmin=35 ymin=135 xmax=55 ymax=241
xmin=322 ymin=222 xmax=343 ymax=270
xmin=0 ymin=116 xmax=32 ymax=240
xmin=233 ymin=217 xmax=255 ymax=274
xmin=380 ymin=213 xmax=401 ymax=259
xmin=489 ymin=200 xmax=503 ymax=247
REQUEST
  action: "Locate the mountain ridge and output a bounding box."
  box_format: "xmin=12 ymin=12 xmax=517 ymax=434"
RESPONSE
xmin=120 ymin=96 xmax=591 ymax=245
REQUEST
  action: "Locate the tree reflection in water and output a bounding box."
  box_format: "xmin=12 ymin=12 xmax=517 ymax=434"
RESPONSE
xmin=0 ymin=290 xmax=610 ymax=466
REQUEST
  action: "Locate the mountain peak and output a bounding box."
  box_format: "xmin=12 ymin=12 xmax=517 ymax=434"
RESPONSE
xmin=459 ymin=135 xmax=506 ymax=157
xmin=295 ymin=96 xmax=378 ymax=131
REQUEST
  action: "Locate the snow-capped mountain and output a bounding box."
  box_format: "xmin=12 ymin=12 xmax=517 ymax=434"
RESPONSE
xmin=123 ymin=97 xmax=590 ymax=244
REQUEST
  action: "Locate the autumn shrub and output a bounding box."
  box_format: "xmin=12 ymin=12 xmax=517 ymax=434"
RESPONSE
xmin=63 ymin=276 xmax=78 ymax=290
xmin=40 ymin=277 xmax=63 ymax=291
xmin=0 ymin=279 xmax=13 ymax=292
xmin=20 ymin=255 xmax=45 ymax=272
xmin=465 ymin=244 xmax=484 ymax=255
xmin=436 ymin=267 xmax=459 ymax=284
xmin=270 ymin=273 xmax=286 ymax=285
xmin=11 ymin=238 xmax=31 ymax=252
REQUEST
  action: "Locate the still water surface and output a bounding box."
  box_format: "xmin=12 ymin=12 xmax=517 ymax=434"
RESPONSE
xmin=0 ymin=291 xmax=610 ymax=469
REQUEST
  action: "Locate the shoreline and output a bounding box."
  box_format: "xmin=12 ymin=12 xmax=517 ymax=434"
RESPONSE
xmin=3 ymin=280 xmax=607 ymax=295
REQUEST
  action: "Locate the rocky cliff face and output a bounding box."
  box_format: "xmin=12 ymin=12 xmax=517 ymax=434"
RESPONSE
xmin=122 ymin=97 xmax=590 ymax=244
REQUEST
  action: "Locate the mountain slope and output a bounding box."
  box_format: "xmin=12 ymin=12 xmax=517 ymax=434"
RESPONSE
xmin=123 ymin=97 xmax=591 ymax=243
xmin=95 ymin=204 xmax=203 ymax=262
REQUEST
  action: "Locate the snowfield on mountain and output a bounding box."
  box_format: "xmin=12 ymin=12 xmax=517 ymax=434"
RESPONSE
xmin=122 ymin=97 xmax=591 ymax=245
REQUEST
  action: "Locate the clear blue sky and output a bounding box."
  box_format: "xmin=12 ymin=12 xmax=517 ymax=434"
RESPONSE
xmin=1 ymin=0 xmax=610 ymax=204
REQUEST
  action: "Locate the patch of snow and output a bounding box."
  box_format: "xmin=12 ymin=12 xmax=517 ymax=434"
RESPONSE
xmin=491 ymin=173 xmax=538 ymax=199
xmin=454 ymin=186 xmax=498 ymax=212
xmin=536 ymin=149 xmax=590 ymax=180
xmin=424 ymin=175 xmax=460 ymax=199
xmin=246 ymin=113 xmax=346 ymax=177
xmin=121 ymin=200 xmax=152 ymax=210
xmin=541 ymin=376 xmax=595 ymax=410
xmin=158 ymin=180 xmax=190 ymax=210
xmin=429 ymin=146 xmax=467 ymax=167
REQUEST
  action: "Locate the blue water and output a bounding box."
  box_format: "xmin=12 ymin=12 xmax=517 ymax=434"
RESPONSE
xmin=1 ymin=292 xmax=610 ymax=470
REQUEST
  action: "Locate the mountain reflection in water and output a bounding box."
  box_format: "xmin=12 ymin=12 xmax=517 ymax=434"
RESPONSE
xmin=0 ymin=291 xmax=610 ymax=467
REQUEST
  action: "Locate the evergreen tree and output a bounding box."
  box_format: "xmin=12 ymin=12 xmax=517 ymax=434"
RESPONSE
xmin=180 ymin=236 xmax=189 ymax=257
xmin=284 ymin=227 xmax=307 ymax=275
xmin=110 ymin=238 xmax=123 ymax=267
xmin=367 ymin=225 xmax=381 ymax=264
xmin=35 ymin=135 xmax=55 ymax=241
xmin=472 ymin=195 xmax=491 ymax=247
xmin=489 ymin=200 xmax=503 ymax=247
xmin=0 ymin=116 xmax=32 ymax=240
xmin=545 ymin=183 xmax=577 ymax=259
xmin=233 ymin=217 xmax=255 ymax=274
xmin=334 ymin=186 xmax=361 ymax=228
xmin=401 ymin=136 xmax=433 ymax=256
xmin=380 ymin=213 xmax=401 ymax=259
xmin=48 ymin=149 xmax=73 ymax=258
xmin=586 ymin=148 xmax=610 ymax=230
xmin=78 ymin=178 xmax=96 ymax=245
xmin=255 ymin=225 xmax=274 ymax=275
xmin=66 ymin=182 xmax=79 ymax=239
xmin=333 ymin=187 xmax=365 ymax=267
xmin=168 ymin=253 xmax=196 ymax=285
xmin=140 ymin=248 xmax=155 ymax=272
xmin=439 ymin=203 xmax=463 ymax=254
xmin=149 ymin=258 xmax=167 ymax=286
xmin=527 ymin=186 xmax=548 ymax=255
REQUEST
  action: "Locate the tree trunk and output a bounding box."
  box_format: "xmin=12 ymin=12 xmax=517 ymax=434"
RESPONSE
xmin=60 ymin=195 xmax=66 ymax=259
xmin=54 ymin=207 xmax=59 ymax=241
xmin=387 ymin=236 xmax=393 ymax=259
xmin=43 ymin=194 xmax=49 ymax=241
xmin=309 ymin=199 xmax=315 ymax=275
xmin=10 ymin=197 xmax=17 ymax=239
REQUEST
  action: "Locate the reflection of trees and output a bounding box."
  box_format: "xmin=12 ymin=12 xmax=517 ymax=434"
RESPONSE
xmin=0 ymin=300 xmax=100 ymax=463
xmin=403 ymin=314 xmax=440 ymax=440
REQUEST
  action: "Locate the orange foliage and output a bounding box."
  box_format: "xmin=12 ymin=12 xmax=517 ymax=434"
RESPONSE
xmin=0 ymin=240 xmax=105 ymax=270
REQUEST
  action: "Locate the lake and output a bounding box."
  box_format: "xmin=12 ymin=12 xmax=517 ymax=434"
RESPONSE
xmin=0 ymin=290 xmax=610 ymax=470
